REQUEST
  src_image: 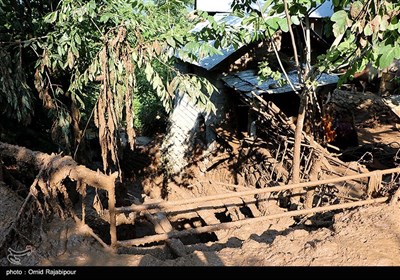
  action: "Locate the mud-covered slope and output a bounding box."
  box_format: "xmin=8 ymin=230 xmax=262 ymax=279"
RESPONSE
xmin=0 ymin=182 xmax=23 ymax=249
xmin=34 ymin=203 xmax=400 ymax=266
xmin=160 ymin=204 xmax=400 ymax=266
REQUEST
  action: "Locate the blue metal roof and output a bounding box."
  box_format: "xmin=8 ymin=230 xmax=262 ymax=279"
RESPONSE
xmin=177 ymin=14 xmax=245 ymax=70
xmin=222 ymin=69 xmax=339 ymax=95
xmin=180 ymin=2 xmax=335 ymax=71
xmin=193 ymin=43 xmax=237 ymax=71
xmin=309 ymin=0 xmax=334 ymax=18
xmin=195 ymin=0 xmax=334 ymax=18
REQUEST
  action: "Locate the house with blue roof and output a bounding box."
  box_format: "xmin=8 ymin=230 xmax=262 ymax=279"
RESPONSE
xmin=161 ymin=1 xmax=339 ymax=174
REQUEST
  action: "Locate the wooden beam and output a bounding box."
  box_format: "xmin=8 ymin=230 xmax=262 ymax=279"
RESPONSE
xmin=117 ymin=197 xmax=388 ymax=247
xmin=116 ymin=168 xmax=400 ymax=213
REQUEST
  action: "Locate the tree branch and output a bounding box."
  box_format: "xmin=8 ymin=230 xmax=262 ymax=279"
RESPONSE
xmin=283 ymin=0 xmax=302 ymax=84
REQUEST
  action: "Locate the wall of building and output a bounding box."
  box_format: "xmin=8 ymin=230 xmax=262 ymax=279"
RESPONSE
xmin=161 ymin=65 xmax=228 ymax=175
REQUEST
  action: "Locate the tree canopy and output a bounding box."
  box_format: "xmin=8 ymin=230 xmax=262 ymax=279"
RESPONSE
xmin=1 ymin=0 xmax=217 ymax=177
xmin=1 ymin=0 xmax=400 ymax=179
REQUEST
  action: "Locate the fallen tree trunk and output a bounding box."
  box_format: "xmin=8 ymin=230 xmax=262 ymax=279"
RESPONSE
xmin=0 ymin=142 xmax=117 ymax=192
xmin=0 ymin=142 xmax=118 ymax=249
xmin=0 ymin=181 xmax=24 ymax=250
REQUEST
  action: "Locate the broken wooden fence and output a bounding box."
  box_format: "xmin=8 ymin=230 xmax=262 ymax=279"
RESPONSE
xmin=114 ymin=167 xmax=400 ymax=247
xmin=1 ymin=142 xmax=399 ymax=251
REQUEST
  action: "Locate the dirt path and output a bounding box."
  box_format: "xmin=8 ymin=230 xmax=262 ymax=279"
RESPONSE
xmin=177 ymin=204 xmax=400 ymax=266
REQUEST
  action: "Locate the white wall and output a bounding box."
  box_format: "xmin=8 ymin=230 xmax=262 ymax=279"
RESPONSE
xmin=161 ymin=75 xmax=227 ymax=175
xmin=195 ymin=0 xmax=233 ymax=13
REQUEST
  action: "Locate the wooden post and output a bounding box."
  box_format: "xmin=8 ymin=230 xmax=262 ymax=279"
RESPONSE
xmin=367 ymin=171 xmax=382 ymax=198
xmin=108 ymin=184 xmax=117 ymax=252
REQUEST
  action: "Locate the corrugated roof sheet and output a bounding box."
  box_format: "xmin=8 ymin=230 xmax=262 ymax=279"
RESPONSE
xmin=222 ymin=69 xmax=339 ymax=95
xmin=309 ymin=0 xmax=334 ymax=18
xmin=178 ymin=14 xmax=245 ymax=70
xmin=193 ymin=44 xmax=237 ymax=70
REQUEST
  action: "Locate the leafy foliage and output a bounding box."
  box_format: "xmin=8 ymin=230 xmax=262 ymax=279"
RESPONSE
xmin=2 ymin=0 xmax=400 ymax=180
xmin=0 ymin=0 xmax=56 ymax=124
xmin=194 ymin=0 xmax=400 ymax=86
xmin=32 ymin=0 xmax=216 ymax=175
xmin=133 ymin=83 xmax=167 ymax=136
xmin=319 ymin=0 xmax=400 ymax=84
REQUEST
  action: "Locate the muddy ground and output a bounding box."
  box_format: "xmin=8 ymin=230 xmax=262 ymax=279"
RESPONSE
xmin=3 ymin=201 xmax=399 ymax=266
xmin=1 ymin=89 xmax=400 ymax=267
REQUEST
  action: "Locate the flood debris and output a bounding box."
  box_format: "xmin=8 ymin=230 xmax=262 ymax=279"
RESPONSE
xmin=1 ymin=82 xmax=400 ymax=257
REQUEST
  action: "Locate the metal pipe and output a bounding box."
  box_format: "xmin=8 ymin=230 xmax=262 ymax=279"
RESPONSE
xmin=117 ymin=197 xmax=388 ymax=247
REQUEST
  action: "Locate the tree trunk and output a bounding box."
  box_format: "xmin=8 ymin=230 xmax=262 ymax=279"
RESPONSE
xmin=292 ymin=92 xmax=308 ymax=185
xmin=283 ymin=0 xmax=302 ymax=83
xmin=291 ymin=14 xmax=312 ymax=202
xmin=70 ymin=98 xmax=82 ymax=150
xmin=0 ymin=141 xmax=117 ymax=192
xmin=305 ymin=153 xmax=322 ymax=209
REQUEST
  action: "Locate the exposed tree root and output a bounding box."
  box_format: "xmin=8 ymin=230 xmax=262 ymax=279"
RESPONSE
xmin=0 ymin=141 xmax=118 ymax=249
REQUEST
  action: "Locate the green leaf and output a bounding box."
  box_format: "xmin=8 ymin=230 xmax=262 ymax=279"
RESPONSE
xmin=243 ymin=13 xmax=257 ymax=26
xmin=74 ymin=33 xmax=81 ymax=45
xmin=166 ymin=36 xmax=175 ymax=48
xmin=331 ymin=10 xmax=349 ymax=37
xmin=265 ymin=17 xmax=279 ymax=31
xmin=57 ymin=45 xmax=64 ymax=57
xmin=23 ymin=40 xmax=31 ymax=48
xmin=291 ymin=15 xmax=300 ymax=26
xmin=364 ymin=24 xmax=372 ymax=36
xmin=379 ymin=46 xmax=396 ymax=69
xmin=277 ymin=18 xmax=289 ymax=32
xmin=70 ymin=43 xmax=79 ymax=57
xmin=387 ymin=17 xmax=399 ymax=31
xmin=44 ymin=11 xmax=58 ymax=24
xmin=21 ymin=95 xmax=31 ymax=110
xmin=394 ymin=47 xmax=400 ymax=60
xmin=99 ymin=13 xmax=111 ymax=23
